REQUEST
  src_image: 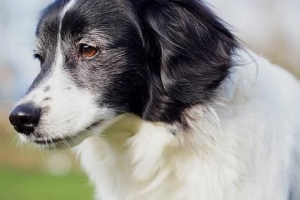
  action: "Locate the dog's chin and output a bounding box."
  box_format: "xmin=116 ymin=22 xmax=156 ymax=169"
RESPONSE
xmin=19 ymin=121 xmax=104 ymax=150
xmin=19 ymin=132 xmax=89 ymax=150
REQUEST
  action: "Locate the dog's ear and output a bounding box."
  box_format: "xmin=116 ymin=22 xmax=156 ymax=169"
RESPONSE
xmin=136 ymin=0 xmax=238 ymax=104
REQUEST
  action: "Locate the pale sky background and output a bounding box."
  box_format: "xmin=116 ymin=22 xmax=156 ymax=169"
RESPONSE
xmin=0 ymin=0 xmax=299 ymax=108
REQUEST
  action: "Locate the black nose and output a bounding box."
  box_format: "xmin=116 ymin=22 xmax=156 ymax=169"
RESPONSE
xmin=9 ymin=104 xmax=41 ymax=135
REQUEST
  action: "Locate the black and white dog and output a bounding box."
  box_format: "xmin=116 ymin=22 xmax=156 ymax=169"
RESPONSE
xmin=9 ymin=0 xmax=300 ymax=199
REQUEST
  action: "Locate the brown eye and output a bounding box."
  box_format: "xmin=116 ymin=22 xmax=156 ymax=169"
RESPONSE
xmin=79 ymin=44 xmax=99 ymax=58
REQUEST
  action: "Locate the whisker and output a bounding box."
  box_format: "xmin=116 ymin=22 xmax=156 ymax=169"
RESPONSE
xmin=10 ymin=134 xmax=19 ymax=147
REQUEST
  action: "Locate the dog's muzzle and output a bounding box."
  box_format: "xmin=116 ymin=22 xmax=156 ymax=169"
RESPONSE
xmin=9 ymin=103 xmax=41 ymax=136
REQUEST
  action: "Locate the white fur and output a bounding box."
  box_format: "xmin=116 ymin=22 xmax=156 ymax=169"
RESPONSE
xmin=75 ymin=50 xmax=300 ymax=200
xmin=60 ymin=0 xmax=77 ymax=20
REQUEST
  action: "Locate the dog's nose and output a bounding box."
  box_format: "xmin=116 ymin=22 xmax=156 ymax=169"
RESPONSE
xmin=9 ymin=104 xmax=41 ymax=135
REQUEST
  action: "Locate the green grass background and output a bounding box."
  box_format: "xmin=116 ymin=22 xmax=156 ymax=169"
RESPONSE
xmin=0 ymin=116 xmax=94 ymax=200
xmin=0 ymin=169 xmax=93 ymax=200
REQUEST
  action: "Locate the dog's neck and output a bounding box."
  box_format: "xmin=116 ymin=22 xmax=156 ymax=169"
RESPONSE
xmin=75 ymin=106 xmax=242 ymax=200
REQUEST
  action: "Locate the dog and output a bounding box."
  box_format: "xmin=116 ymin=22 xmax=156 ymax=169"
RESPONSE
xmin=9 ymin=0 xmax=300 ymax=199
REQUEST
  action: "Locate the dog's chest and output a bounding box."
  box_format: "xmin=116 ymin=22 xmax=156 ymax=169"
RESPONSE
xmin=76 ymin=121 xmax=242 ymax=200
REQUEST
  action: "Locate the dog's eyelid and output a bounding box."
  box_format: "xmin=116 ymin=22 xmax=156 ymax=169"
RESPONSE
xmin=78 ymin=41 xmax=98 ymax=48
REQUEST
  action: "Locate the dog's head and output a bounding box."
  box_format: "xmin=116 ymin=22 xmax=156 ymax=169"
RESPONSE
xmin=9 ymin=0 xmax=237 ymax=148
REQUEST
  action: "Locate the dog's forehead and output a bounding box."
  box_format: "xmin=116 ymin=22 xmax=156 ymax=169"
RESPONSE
xmin=36 ymin=0 xmax=130 ymax=46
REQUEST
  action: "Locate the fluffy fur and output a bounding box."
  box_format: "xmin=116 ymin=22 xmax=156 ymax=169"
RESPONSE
xmin=9 ymin=0 xmax=300 ymax=199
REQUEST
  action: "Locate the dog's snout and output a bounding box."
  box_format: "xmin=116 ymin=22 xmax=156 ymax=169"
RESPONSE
xmin=9 ymin=104 xmax=41 ymax=135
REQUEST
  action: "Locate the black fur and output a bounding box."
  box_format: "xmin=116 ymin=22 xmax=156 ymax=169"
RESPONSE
xmin=133 ymin=0 xmax=238 ymax=122
xmin=33 ymin=0 xmax=238 ymax=125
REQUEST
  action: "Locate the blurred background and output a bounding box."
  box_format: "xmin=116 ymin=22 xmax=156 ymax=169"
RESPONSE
xmin=0 ymin=0 xmax=299 ymax=199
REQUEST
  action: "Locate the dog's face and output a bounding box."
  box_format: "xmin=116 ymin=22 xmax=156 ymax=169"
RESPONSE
xmin=9 ymin=0 xmax=237 ymax=148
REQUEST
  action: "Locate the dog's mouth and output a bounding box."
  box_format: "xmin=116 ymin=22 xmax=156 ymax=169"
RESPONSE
xmin=29 ymin=133 xmax=86 ymax=149
xmin=86 ymin=120 xmax=103 ymax=131
xmin=33 ymin=136 xmax=73 ymax=145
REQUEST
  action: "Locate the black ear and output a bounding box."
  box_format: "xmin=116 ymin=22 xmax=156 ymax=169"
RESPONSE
xmin=136 ymin=0 xmax=238 ymax=104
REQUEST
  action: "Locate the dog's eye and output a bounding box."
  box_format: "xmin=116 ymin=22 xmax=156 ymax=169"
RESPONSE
xmin=79 ymin=44 xmax=99 ymax=59
xmin=33 ymin=53 xmax=45 ymax=65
